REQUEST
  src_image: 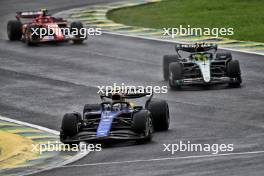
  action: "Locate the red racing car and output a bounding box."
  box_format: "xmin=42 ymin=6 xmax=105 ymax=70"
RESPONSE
xmin=7 ymin=9 xmax=86 ymax=45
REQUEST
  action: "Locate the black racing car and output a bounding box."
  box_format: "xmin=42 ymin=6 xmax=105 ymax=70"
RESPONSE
xmin=60 ymin=92 xmax=170 ymax=144
xmin=163 ymin=43 xmax=242 ymax=89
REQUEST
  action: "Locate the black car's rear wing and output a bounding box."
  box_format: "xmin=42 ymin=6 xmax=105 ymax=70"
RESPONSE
xmin=99 ymin=89 xmax=154 ymax=108
xmin=175 ymin=43 xmax=217 ymax=56
xmin=123 ymin=92 xmax=154 ymax=109
xmin=100 ymin=91 xmax=153 ymax=99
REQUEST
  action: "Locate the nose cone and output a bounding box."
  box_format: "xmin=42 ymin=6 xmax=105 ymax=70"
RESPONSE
xmin=196 ymin=61 xmax=211 ymax=83
xmin=203 ymin=75 xmax=211 ymax=83
xmin=202 ymin=64 xmax=211 ymax=82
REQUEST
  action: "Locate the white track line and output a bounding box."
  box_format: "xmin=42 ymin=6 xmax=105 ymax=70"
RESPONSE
xmin=0 ymin=115 xmax=59 ymax=135
xmin=61 ymin=150 xmax=264 ymax=168
xmin=103 ymin=31 xmax=264 ymax=56
xmin=0 ymin=115 xmax=89 ymax=176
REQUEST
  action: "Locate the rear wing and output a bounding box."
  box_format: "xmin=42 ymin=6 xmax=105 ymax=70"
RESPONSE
xmin=175 ymin=43 xmax=217 ymax=56
xmin=16 ymin=9 xmax=48 ymax=20
xmin=100 ymin=91 xmax=153 ymax=99
xmin=100 ymin=90 xmax=154 ymax=109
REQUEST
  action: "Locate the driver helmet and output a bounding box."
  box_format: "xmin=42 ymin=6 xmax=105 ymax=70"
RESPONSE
xmin=112 ymin=93 xmax=123 ymax=101
xmin=195 ymin=53 xmax=206 ymax=61
xmin=41 ymin=9 xmax=48 ymax=16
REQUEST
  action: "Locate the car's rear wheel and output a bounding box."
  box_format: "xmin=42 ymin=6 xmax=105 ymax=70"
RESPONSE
xmin=71 ymin=21 xmax=85 ymax=44
xmin=148 ymin=100 xmax=170 ymax=131
xmin=227 ymin=60 xmax=242 ymax=87
xmin=169 ymin=62 xmax=182 ymax=89
xmin=60 ymin=113 xmax=81 ymax=144
xmin=216 ymin=52 xmax=232 ymax=60
xmin=83 ymin=104 xmax=101 ymax=114
xmin=163 ymin=55 xmax=179 ymax=81
xmin=132 ymin=110 xmax=152 ymax=143
xmin=7 ymin=20 xmax=22 ymax=41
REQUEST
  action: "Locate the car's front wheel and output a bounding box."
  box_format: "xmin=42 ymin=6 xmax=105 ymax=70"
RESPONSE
xmin=25 ymin=25 xmax=39 ymax=46
xmin=132 ymin=110 xmax=152 ymax=143
xmin=60 ymin=113 xmax=81 ymax=145
xmin=148 ymin=100 xmax=170 ymax=131
xmin=227 ymin=60 xmax=242 ymax=87
xmin=163 ymin=55 xmax=179 ymax=81
xmin=169 ymin=62 xmax=183 ymax=89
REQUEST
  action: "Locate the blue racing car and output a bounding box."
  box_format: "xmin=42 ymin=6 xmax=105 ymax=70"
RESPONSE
xmin=60 ymin=92 xmax=170 ymax=144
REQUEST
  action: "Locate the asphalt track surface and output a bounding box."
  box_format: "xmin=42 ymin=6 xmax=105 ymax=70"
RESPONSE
xmin=0 ymin=0 xmax=264 ymax=176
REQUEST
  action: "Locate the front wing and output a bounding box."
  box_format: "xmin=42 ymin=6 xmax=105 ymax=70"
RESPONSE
xmin=61 ymin=130 xmax=146 ymax=143
xmin=29 ymin=35 xmax=84 ymax=43
xmin=174 ymin=77 xmax=240 ymax=85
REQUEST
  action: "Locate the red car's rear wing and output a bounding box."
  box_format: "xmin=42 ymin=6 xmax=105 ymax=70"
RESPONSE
xmin=16 ymin=11 xmax=44 ymax=20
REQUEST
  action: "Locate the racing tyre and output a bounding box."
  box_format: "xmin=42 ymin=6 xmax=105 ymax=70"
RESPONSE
xmin=83 ymin=104 xmax=101 ymax=114
xmin=61 ymin=113 xmax=81 ymax=137
xmin=25 ymin=25 xmax=39 ymax=46
xmin=216 ymin=52 xmax=232 ymax=60
xmin=163 ymin=55 xmax=179 ymax=81
xmin=169 ymin=62 xmax=182 ymax=89
xmin=148 ymin=100 xmax=170 ymax=131
xmin=7 ymin=20 xmax=22 ymax=41
xmin=71 ymin=21 xmax=85 ymax=44
xmin=132 ymin=110 xmax=152 ymax=143
xmin=227 ymin=60 xmax=242 ymax=87
xmin=132 ymin=110 xmax=148 ymax=133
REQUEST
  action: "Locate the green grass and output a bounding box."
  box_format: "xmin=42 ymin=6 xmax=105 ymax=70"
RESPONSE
xmin=107 ymin=0 xmax=264 ymax=42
